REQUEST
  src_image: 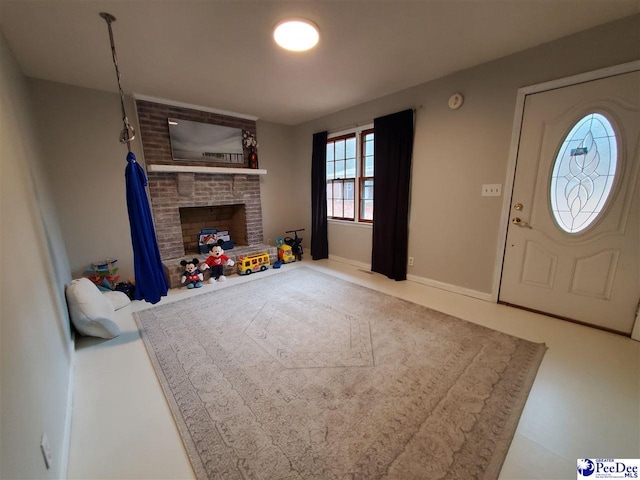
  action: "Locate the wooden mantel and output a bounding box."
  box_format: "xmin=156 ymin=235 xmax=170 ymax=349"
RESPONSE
xmin=146 ymin=164 xmax=267 ymax=175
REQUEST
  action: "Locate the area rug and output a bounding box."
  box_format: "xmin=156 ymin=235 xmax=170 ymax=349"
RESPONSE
xmin=134 ymin=267 xmax=546 ymax=480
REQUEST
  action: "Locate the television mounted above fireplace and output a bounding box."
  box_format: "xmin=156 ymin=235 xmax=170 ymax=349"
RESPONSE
xmin=168 ymin=118 xmax=244 ymax=164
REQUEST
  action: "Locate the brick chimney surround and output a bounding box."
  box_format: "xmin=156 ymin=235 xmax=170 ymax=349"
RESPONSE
xmin=136 ymin=99 xmax=275 ymax=288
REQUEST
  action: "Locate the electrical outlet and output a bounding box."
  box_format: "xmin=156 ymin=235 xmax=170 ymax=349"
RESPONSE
xmin=41 ymin=433 xmax=52 ymax=469
xmin=482 ymin=184 xmax=502 ymax=196
xmin=408 ymin=257 xmax=414 ymax=267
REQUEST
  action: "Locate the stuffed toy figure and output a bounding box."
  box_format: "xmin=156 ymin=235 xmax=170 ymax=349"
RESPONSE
xmin=180 ymin=258 xmax=204 ymax=289
xmin=201 ymin=240 xmax=235 ymax=283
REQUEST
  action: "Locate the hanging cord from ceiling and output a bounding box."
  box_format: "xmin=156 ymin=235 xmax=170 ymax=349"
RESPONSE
xmin=99 ymin=12 xmax=136 ymax=153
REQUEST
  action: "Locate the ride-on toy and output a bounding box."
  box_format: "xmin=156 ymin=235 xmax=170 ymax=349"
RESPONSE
xmin=284 ymin=229 xmax=305 ymax=261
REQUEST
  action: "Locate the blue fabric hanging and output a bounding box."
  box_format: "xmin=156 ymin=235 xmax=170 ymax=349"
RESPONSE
xmin=125 ymin=152 xmax=168 ymax=303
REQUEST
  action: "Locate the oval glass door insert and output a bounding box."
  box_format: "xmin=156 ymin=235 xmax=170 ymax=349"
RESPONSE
xmin=550 ymin=112 xmax=617 ymax=233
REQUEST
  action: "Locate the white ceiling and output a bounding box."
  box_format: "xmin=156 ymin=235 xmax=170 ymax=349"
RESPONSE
xmin=1 ymin=1 xmax=638 ymax=125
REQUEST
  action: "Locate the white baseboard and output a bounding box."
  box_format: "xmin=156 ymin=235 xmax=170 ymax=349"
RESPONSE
xmin=61 ymin=336 xmax=75 ymax=479
xmin=406 ymin=274 xmax=494 ymax=302
xmin=328 ymin=255 xmax=493 ymax=302
xmin=328 ymin=255 xmax=372 ymax=271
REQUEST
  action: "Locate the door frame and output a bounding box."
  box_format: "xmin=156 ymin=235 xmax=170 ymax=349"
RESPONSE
xmin=492 ymin=60 xmax=640 ymax=339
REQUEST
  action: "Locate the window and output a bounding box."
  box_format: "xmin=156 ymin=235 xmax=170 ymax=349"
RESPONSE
xmin=550 ymin=113 xmax=617 ymax=233
xmin=326 ymin=127 xmax=374 ymax=223
xmin=360 ymin=129 xmax=374 ymax=222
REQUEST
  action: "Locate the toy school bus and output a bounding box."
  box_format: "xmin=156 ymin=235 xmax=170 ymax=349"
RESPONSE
xmin=237 ymin=252 xmax=270 ymax=275
xmin=278 ymin=244 xmax=295 ymax=263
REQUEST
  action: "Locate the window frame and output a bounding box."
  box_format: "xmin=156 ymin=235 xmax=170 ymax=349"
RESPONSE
xmin=358 ymin=128 xmax=375 ymax=223
xmin=326 ymin=133 xmax=357 ymax=221
xmin=326 ymin=124 xmax=374 ymax=225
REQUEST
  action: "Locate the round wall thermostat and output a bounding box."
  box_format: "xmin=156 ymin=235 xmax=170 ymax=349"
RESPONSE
xmin=448 ymin=93 xmax=464 ymax=110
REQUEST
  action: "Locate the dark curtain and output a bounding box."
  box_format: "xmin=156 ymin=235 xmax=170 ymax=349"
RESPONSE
xmin=311 ymin=131 xmax=329 ymax=260
xmin=371 ymin=109 xmax=414 ymax=280
xmin=125 ymin=152 xmax=169 ymax=303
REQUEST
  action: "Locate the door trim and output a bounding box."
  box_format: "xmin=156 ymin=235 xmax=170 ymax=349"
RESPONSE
xmin=492 ymin=61 xmax=640 ymax=338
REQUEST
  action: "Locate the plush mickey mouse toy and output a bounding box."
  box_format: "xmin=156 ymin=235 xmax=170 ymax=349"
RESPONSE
xmin=200 ymin=240 xmax=235 ymax=283
xmin=180 ymin=258 xmax=204 ymax=289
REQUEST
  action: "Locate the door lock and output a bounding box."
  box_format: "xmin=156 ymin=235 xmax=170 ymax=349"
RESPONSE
xmin=514 ymin=203 xmax=523 ymax=211
xmin=512 ymin=217 xmax=531 ymax=228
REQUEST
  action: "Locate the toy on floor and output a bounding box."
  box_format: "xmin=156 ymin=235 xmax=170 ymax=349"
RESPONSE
xmin=278 ymin=243 xmax=295 ymax=263
xmin=200 ymin=240 xmax=235 ymax=283
xmin=84 ymin=258 xmax=120 ymax=290
xmin=180 ymin=258 xmax=204 ymax=289
xmin=284 ymin=229 xmax=304 ymax=261
xmin=237 ymin=252 xmax=270 ymax=275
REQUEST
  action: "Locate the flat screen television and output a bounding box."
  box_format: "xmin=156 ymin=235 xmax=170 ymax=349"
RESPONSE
xmin=167 ymin=118 xmax=244 ymax=164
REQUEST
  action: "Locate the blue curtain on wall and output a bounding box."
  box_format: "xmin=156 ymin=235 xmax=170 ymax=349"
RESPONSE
xmin=371 ymin=109 xmax=414 ymax=280
xmin=311 ymin=131 xmax=329 ymax=260
xmin=125 ymin=152 xmax=168 ymax=303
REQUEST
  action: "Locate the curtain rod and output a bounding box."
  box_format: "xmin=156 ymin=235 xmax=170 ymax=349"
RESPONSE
xmin=326 ymin=105 xmax=422 ymax=135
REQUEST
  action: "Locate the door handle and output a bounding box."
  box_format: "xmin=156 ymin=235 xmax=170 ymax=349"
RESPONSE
xmin=512 ymin=217 xmax=532 ymax=228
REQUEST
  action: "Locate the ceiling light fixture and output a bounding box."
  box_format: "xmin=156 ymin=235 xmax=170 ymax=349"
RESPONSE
xmin=273 ymin=19 xmax=319 ymax=52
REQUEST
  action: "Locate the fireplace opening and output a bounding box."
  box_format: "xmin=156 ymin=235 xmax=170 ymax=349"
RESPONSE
xmin=179 ymin=205 xmax=247 ymax=254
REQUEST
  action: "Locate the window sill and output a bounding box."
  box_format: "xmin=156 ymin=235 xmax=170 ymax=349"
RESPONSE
xmin=328 ymin=219 xmax=373 ymax=229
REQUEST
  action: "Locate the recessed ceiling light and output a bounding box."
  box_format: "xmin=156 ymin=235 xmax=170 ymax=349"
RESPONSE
xmin=273 ymin=19 xmax=319 ymax=52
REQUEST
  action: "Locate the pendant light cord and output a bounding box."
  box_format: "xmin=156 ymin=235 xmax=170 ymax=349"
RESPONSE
xmin=100 ymin=12 xmax=135 ymax=153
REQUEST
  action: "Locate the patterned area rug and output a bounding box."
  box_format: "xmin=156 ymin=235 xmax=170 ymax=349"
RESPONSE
xmin=134 ymin=268 xmax=546 ymax=480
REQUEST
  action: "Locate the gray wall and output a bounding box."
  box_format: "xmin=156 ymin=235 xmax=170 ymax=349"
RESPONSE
xmin=0 ymin=32 xmax=73 ymax=479
xmin=293 ymin=14 xmax=640 ymax=294
xmin=29 ymin=79 xmax=144 ymax=281
xmin=256 ymin=119 xmax=299 ymax=245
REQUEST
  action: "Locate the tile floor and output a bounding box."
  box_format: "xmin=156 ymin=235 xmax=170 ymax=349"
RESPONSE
xmin=67 ymin=260 xmax=640 ymax=480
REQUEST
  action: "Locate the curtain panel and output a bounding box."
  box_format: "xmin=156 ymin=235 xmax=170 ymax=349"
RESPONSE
xmin=371 ymin=109 xmax=414 ymax=280
xmin=311 ymin=131 xmax=329 ymax=260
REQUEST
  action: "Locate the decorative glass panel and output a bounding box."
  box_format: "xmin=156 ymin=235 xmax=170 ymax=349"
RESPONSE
xmin=550 ymin=113 xmax=617 ymax=233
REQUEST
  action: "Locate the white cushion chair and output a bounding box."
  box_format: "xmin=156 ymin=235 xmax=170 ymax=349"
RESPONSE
xmin=66 ymin=277 xmax=121 ymax=339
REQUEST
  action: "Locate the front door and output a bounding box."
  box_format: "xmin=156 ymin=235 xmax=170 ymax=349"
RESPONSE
xmin=499 ymin=70 xmax=639 ymax=334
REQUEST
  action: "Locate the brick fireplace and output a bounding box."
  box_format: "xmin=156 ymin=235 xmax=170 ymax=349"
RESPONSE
xmin=147 ymin=172 xmax=263 ymax=260
xmin=136 ymin=99 xmax=276 ymax=287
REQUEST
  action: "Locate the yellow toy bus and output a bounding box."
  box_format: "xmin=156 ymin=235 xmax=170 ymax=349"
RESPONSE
xmin=237 ymin=252 xmax=270 ymax=275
